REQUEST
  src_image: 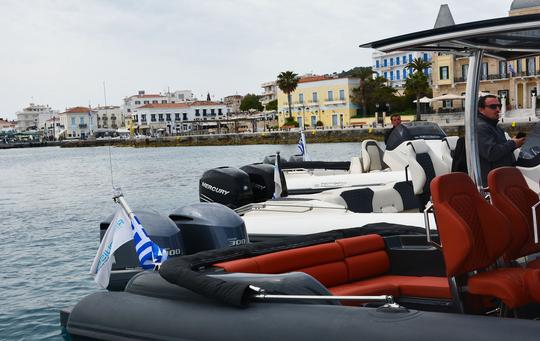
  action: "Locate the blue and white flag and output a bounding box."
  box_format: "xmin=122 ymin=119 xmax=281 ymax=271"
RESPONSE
xmin=297 ymin=132 xmax=311 ymax=161
xmin=273 ymin=155 xmax=282 ymax=199
xmin=508 ymin=63 xmax=516 ymax=77
xmin=89 ymin=209 xmax=133 ymax=288
xmin=90 ymin=208 xmax=167 ymax=288
xmin=131 ymin=215 xmax=167 ymax=269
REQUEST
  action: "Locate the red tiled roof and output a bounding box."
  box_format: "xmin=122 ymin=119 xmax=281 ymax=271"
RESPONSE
xmin=129 ymin=94 xmax=164 ymax=99
xmin=298 ymin=75 xmax=331 ymax=83
xmin=138 ymin=101 xmax=222 ymax=109
xmin=138 ymin=103 xmax=190 ymax=109
xmin=64 ymin=106 xmax=91 ymax=113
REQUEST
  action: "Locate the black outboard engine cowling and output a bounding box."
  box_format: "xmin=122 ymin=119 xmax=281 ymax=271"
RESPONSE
xmin=199 ymin=167 xmax=253 ymax=209
xmin=240 ymin=163 xmax=275 ymax=202
xmin=99 ymin=209 xmax=183 ymax=290
xmin=170 ymin=203 xmax=248 ymax=255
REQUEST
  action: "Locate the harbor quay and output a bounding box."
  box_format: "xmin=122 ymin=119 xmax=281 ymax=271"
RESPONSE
xmin=7 ymin=121 xmax=531 ymax=149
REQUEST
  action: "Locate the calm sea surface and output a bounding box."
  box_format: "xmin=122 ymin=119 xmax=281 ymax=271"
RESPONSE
xmin=0 ymin=142 xmax=362 ymax=340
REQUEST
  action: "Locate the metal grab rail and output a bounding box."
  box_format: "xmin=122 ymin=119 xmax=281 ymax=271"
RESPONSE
xmin=532 ymin=201 xmax=540 ymax=244
xmin=235 ymin=202 xmax=349 ymax=215
xmin=423 ymin=202 xmax=441 ymax=249
xmin=249 ymin=285 xmax=395 ymax=304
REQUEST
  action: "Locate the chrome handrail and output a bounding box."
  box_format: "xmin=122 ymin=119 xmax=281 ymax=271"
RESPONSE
xmin=424 ymin=202 xmax=442 ymax=248
xmin=532 ymin=200 xmax=540 ymax=244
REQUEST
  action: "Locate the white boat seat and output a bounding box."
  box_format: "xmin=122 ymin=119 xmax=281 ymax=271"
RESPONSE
xmin=361 ymin=140 xmax=388 ymax=172
xmin=337 ymin=181 xmax=420 ymax=213
xmin=405 ymin=140 xmax=449 ymax=196
xmin=440 ymin=136 xmax=458 ymax=173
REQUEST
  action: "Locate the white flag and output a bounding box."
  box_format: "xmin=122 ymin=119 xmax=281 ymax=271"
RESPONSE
xmin=89 ymin=209 xmax=133 ymax=288
xmin=273 ymin=156 xmax=282 ymax=199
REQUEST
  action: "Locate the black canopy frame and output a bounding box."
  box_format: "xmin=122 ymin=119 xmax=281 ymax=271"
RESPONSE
xmin=361 ymin=13 xmax=540 ymax=192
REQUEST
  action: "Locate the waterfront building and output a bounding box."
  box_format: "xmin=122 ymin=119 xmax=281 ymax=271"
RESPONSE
xmin=133 ymin=101 xmax=228 ymax=135
xmin=94 ymin=106 xmax=124 ymax=130
xmin=260 ymin=81 xmax=277 ymax=108
xmin=59 ymin=106 xmax=97 ymax=140
xmin=430 ymin=1 xmax=540 ymax=114
xmin=43 ymin=115 xmax=62 ymax=140
xmin=0 ymin=118 xmax=16 ymax=132
xmin=15 ymin=103 xmax=57 ymax=132
xmin=372 ymin=51 xmax=433 ymax=89
xmin=224 ymin=95 xmax=242 ymax=114
xmin=276 ymin=75 xmax=361 ymax=128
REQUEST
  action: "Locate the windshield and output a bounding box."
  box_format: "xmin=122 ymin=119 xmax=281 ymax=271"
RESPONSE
xmin=517 ymin=122 xmax=540 ymax=167
xmin=385 ymin=121 xmax=446 ymax=151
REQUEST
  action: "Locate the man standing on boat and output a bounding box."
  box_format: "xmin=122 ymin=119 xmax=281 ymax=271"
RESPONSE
xmin=384 ymin=114 xmax=402 ymax=144
xmin=477 ymin=95 xmax=525 ymax=186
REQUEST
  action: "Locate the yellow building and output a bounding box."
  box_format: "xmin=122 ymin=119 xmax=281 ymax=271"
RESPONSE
xmin=431 ymin=1 xmax=540 ymax=113
xmin=277 ymin=75 xmax=361 ymax=128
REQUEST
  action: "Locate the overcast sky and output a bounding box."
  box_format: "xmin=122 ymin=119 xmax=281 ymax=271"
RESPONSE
xmin=0 ymin=0 xmax=513 ymax=119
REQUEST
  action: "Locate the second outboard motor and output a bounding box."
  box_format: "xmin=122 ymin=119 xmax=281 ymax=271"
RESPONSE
xmin=170 ymin=203 xmax=248 ymax=254
xmin=99 ymin=209 xmax=183 ymax=290
xmin=199 ymin=166 xmax=253 ymax=209
xmin=240 ymin=163 xmax=275 ymax=202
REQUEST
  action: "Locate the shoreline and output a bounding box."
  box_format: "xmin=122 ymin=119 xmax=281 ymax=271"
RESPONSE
xmin=1 ymin=122 xmax=535 ymax=149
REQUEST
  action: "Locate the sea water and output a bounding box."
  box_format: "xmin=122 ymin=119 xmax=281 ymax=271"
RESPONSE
xmin=0 ymin=142 xmax=362 ymax=340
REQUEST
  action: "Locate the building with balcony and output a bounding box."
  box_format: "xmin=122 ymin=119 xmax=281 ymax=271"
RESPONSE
xmin=0 ymin=118 xmax=16 ymax=132
xmin=430 ymin=1 xmax=540 ymax=113
xmin=59 ymin=106 xmax=97 ymax=140
xmin=132 ymin=101 xmax=228 ymax=135
xmin=276 ymin=75 xmax=361 ymax=128
xmin=260 ymin=81 xmax=277 ymax=108
xmin=372 ymin=51 xmax=433 ymax=89
xmin=15 ymin=103 xmax=57 ymax=132
xmin=95 ymin=106 xmax=124 ymax=130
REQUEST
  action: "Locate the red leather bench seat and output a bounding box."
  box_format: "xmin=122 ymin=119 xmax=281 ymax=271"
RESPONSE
xmin=214 ymin=234 xmax=451 ymax=301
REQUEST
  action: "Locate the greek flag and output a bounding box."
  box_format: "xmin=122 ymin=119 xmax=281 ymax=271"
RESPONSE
xmin=508 ymin=63 xmax=516 ymax=77
xmin=273 ymin=155 xmax=282 ymax=199
xmin=90 ymin=209 xmax=133 ymax=288
xmin=90 ymin=209 xmax=167 ymax=288
xmin=297 ymin=132 xmax=311 ymax=161
xmin=131 ymin=215 xmax=167 ymax=269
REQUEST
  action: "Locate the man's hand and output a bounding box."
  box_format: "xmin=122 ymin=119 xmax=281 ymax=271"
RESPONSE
xmin=513 ymin=136 xmax=526 ymax=148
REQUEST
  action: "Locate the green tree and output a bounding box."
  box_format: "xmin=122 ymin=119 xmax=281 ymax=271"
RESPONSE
xmin=406 ymin=57 xmax=432 ymax=75
xmin=240 ymin=94 xmax=263 ymax=111
xmin=348 ymin=67 xmax=376 ymax=116
xmin=265 ymin=99 xmax=277 ymax=111
xmin=405 ymin=57 xmax=432 ymax=121
xmin=351 ymin=76 xmax=397 ymax=115
xmin=276 ymin=71 xmax=300 ymax=119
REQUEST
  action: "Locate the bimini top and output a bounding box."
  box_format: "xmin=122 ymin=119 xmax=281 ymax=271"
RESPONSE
xmin=360 ymin=13 xmax=540 ymax=60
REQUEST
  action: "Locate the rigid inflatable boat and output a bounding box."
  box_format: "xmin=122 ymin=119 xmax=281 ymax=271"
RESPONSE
xmin=62 ymin=11 xmax=540 ymax=341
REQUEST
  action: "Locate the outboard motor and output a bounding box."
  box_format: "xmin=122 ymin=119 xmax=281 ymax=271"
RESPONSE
xmin=263 ymin=154 xmax=277 ymax=165
xmin=199 ymin=166 xmax=253 ymax=209
xmin=240 ymin=163 xmax=275 ymax=202
xmin=99 ymin=209 xmax=183 ymax=290
xmin=170 ymin=203 xmax=248 ymax=255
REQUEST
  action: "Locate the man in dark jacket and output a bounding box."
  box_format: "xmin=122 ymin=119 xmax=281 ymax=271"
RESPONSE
xmin=477 ymin=95 xmax=525 ymax=186
xmin=384 ymin=114 xmax=402 ymax=144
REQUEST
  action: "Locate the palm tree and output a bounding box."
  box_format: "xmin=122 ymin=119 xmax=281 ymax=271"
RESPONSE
xmin=406 ymin=57 xmax=432 ymax=75
xmin=350 ymin=67 xmax=376 ymax=116
xmin=406 ymin=57 xmax=432 ymax=120
xmin=276 ymin=71 xmax=300 ymax=119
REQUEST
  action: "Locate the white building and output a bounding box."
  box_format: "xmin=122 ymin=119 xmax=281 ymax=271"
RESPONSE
xmin=133 ymin=101 xmax=228 ymax=135
xmin=372 ymin=51 xmax=433 ymax=89
xmin=16 ymin=103 xmax=57 ymax=132
xmin=43 ymin=115 xmax=62 ymax=140
xmin=260 ymin=81 xmax=277 ymax=108
xmin=95 ymin=106 xmax=124 ymax=130
xmin=122 ymin=89 xmax=196 ymax=118
xmin=59 ymin=106 xmax=97 ymax=140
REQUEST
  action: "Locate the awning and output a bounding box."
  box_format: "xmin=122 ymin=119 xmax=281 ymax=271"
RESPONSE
xmin=413 ymin=96 xmax=432 ymax=103
xmin=430 ymin=94 xmax=464 ymax=102
xmin=360 ymin=13 xmax=540 ymax=60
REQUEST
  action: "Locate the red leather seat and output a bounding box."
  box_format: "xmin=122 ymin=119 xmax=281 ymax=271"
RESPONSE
xmin=488 ymin=167 xmax=540 ymax=266
xmin=431 ymin=173 xmax=540 ymax=309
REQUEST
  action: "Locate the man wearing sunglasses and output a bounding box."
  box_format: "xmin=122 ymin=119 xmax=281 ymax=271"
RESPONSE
xmin=477 ymin=94 xmax=526 ymax=186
